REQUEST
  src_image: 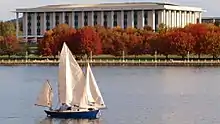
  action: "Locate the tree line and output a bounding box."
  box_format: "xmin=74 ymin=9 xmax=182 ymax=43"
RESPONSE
xmin=1 ymin=21 xmax=220 ymax=59
xmin=39 ymin=23 xmax=220 ymax=59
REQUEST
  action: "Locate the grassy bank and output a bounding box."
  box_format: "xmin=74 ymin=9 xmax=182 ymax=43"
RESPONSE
xmin=1 ymin=54 xmax=220 ymax=66
xmin=1 ymin=59 xmax=220 ymax=66
xmin=0 ymin=54 xmax=219 ymax=61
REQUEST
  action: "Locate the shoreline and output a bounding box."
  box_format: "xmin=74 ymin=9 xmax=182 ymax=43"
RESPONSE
xmin=1 ymin=59 xmax=220 ymax=66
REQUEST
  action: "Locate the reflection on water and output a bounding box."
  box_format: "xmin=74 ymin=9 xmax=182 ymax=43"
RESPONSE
xmin=38 ymin=117 xmax=100 ymax=124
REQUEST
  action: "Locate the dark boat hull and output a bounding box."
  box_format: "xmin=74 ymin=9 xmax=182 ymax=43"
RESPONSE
xmin=44 ymin=109 xmax=100 ymax=119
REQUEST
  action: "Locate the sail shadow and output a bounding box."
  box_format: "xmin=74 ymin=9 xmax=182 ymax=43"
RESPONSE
xmin=37 ymin=117 xmax=101 ymax=124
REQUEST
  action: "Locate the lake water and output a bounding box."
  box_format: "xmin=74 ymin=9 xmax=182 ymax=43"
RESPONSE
xmin=1 ymin=65 xmax=220 ymax=124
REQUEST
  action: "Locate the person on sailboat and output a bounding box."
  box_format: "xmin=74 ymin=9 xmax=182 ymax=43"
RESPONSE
xmin=59 ymin=103 xmax=72 ymax=111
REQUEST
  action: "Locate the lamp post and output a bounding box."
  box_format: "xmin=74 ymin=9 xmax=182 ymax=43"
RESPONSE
xmin=90 ymin=51 xmax=92 ymax=62
xmin=122 ymin=50 xmax=125 ymax=62
xmin=154 ymin=51 xmax=157 ymax=62
xmin=187 ymin=51 xmax=189 ymax=62
xmin=25 ymin=51 xmax=28 ymax=62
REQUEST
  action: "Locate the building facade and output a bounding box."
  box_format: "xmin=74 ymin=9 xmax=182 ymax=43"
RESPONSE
xmin=15 ymin=2 xmax=203 ymax=42
xmin=201 ymin=17 xmax=220 ymax=24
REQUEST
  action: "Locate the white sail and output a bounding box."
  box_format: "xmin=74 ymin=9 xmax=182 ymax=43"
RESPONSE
xmin=86 ymin=63 xmax=95 ymax=104
xmin=78 ymin=86 xmax=91 ymax=109
xmin=35 ymin=80 xmax=53 ymax=108
xmin=87 ymin=63 xmax=106 ymax=108
xmin=58 ymin=42 xmax=85 ymax=106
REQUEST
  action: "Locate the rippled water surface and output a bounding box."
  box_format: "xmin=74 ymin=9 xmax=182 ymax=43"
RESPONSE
xmin=1 ymin=65 xmax=220 ymax=124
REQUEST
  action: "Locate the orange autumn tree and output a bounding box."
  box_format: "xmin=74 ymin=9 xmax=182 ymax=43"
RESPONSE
xmin=38 ymin=24 xmax=76 ymax=57
xmin=184 ymin=24 xmax=209 ymax=58
xmin=168 ymin=28 xmax=195 ymax=58
xmin=69 ymin=26 xmax=102 ymax=58
xmin=38 ymin=30 xmax=53 ymax=56
xmin=38 ymin=23 xmax=220 ymax=59
xmin=0 ymin=35 xmax=20 ymax=57
xmin=205 ymin=31 xmax=220 ymax=59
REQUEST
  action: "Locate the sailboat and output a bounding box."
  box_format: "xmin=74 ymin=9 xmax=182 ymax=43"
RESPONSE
xmin=35 ymin=42 xmax=106 ymax=119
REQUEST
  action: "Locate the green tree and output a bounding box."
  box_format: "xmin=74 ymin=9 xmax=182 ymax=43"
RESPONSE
xmin=0 ymin=21 xmax=16 ymax=36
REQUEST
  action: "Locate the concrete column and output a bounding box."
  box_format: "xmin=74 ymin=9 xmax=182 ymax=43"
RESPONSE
xmin=193 ymin=12 xmax=196 ymax=24
xmin=81 ymin=11 xmax=84 ymax=27
xmin=128 ymin=11 xmax=131 ymax=27
xmin=25 ymin=12 xmax=28 ymax=37
xmin=186 ymin=12 xmax=190 ymax=24
xmin=184 ymin=11 xmax=187 ymax=26
xmin=160 ymin=10 xmax=164 ymax=24
xmin=131 ymin=10 xmax=134 ymax=27
xmin=192 ymin=12 xmax=195 ymax=24
xmin=25 ymin=12 xmax=27 ymax=42
xmin=141 ymin=10 xmax=145 ymax=28
xmin=34 ymin=13 xmax=37 ymax=36
xmin=174 ymin=10 xmax=177 ymax=27
xmin=152 ymin=10 xmax=155 ymax=31
xmin=176 ymin=11 xmax=179 ymax=27
xmin=62 ymin=12 xmax=65 ymax=24
xmin=52 ymin=12 xmax=55 ymax=28
xmin=166 ymin=11 xmax=169 ymax=27
xmin=160 ymin=10 xmax=165 ymax=25
xmin=179 ymin=11 xmax=182 ymax=27
xmin=171 ymin=11 xmax=174 ymax=27
xmin=189 ymin=11 xmax=192 ymax=24
xmin=101 ymin=11 xmax=104 ymax=26
xmin=91 ymin=11 xmax=94 ymax=26
xmin=121 ymin=10 xmax=124 ymax=29
xmin=72 ymin=11 xmax=75 ymax=28
xmin=181 ymin=11 xmax=184 ymax=27
xmin=199 ymin=12 xmax=202 ymax=23
xmin=34 ymin=13 xmax=37 ymax=42
xmin=16 ymin=12 xmax=19 ymax=39
xmin=163 ymin=10 xmax=166 ymax=26
xmin=168 ymin=10 xmax=171 ymax=27
xmin=43 ymin=12 xmax=46 ymax=32
xmin=111 ymin=11 xmax=114 ymax=28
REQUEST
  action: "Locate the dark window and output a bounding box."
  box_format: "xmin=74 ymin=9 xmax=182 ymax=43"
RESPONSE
xmin=55 ymin=16 xmax=59 ymax=20
xmin=37 ymin=16 xmax=40 ymax=20
xmin=37 ymin=29 xmax=41 ymax=35
xmin=28 ymin=22 xmax=31 ymax=27
xmin=94 ymin=14 xmax=97 ymax=19
xmin=104 ymin=14 xmax=107 ymax=19
xmin=84 ymin=15 xmax=88 ymax=20
xmin=37 ymin=22 xmax=40 ymax=27
xmin=84 ymin=21 xmax=88 ymax=26
xmin=104 ymin=21 xmax=107 ymax=28
xmin=28 ymin=15 xmax=31 ymax=20
xmin=113 ymin=14 xmax=117 ymax=19
xmin=94 ymin=21 xmax=97 ymax=25
xmin=56 ymin=21 xmax=59 ymax=25
xmin=28 ymin=29 xmax=31 ymax=35
xmin=46 ymin=15 xmax=50 ymax=20
xmin=113 ymin=21 xmax=117 ymax=27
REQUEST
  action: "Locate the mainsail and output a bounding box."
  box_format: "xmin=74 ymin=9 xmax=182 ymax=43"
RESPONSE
xmin=86 ymin=63 xmax=106 ymax=109
xmin=35 ymin=80 xmax=53 ymax=108
xmin=58 ymin=42 xmax=85 ymax=106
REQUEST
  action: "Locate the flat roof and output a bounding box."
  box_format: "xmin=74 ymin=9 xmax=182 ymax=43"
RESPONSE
xmin=15 ymin=2 xmax=204 ymax=12
xmin=22 ymin=2 xmax=179 ymax=9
